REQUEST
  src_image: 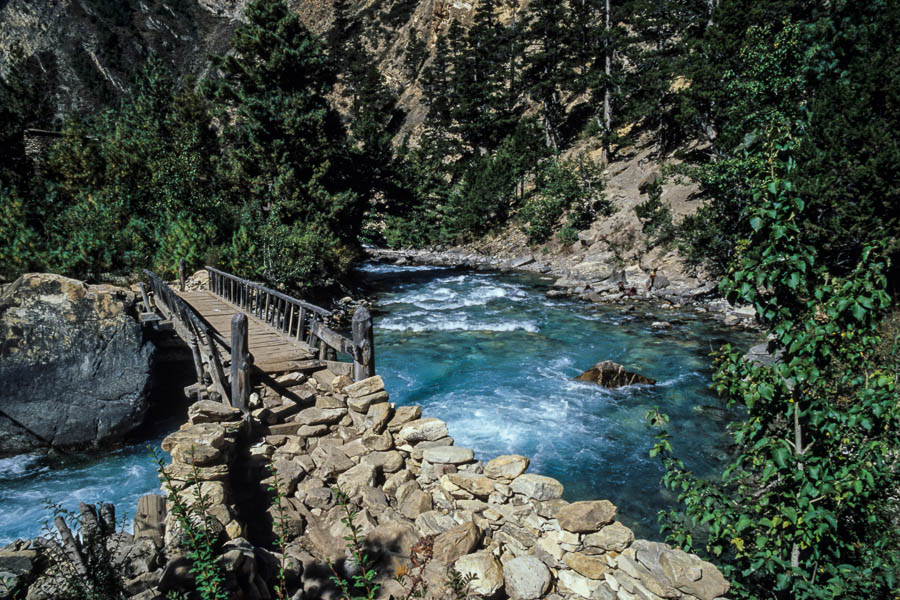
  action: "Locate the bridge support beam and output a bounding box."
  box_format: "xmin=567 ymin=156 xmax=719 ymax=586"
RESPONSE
xmin=231 ymin=313 xmax=251 ymax=414
xmin=352 ymin=306 xmax=375 ymax=382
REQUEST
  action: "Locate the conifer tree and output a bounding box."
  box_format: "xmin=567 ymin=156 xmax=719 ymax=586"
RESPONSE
xmin=522 ymin=0 xmax=571 ymax=150
xmin=212 ymin=0 xmax=361 ymax=289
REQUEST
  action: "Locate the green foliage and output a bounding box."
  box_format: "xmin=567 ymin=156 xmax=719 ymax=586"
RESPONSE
xmin=36 ymin=502 xmax=129 ymax=600
xmin=212 ymin=0 xmax=365 ymax=293
xmin=679 ymin=6 xmax=900 ymax=277
xmin=518 ymin=156 xmax=609 ymax=245
xmin=652 ymin=147 xmax=900 ymax=598
xmin=266 ymin=461 xmax=290 ymax=599
xmin=634 ymin=178 xmax=675 ymax=249
xmin=153 ymin=447 xmax=228 ymax=600
xmin=0 ymin=0 xmax=367 ymax=294
xmin=329 ymin=485 xmax=380 ymax=600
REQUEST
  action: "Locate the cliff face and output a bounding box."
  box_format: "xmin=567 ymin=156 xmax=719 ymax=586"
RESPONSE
xmin=0 ymin=0 xmax=240 ymax=115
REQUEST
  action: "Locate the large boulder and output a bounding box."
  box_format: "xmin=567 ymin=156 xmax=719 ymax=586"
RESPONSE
xmin=574 ymin=361 xmax=655 ymax=388
xmin=0 ymin=274 xmax=153 ymax=456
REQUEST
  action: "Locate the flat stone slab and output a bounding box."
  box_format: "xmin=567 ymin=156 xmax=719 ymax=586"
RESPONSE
xmin=422 ymin=446 xmax=475 ymax=464
xmin=510 ymin=474 xmax=564 ymax=501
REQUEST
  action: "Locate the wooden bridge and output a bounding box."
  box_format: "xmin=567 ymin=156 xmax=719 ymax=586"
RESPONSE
xmin=140 ymin=265 xmax=374 ymax=412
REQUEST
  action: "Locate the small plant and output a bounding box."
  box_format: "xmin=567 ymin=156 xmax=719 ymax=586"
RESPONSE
xmin=329 ymin=485 xmax=380 ymax=600
xmin=266 ymin=461 xmax=290 ymax=599
xmin=152 ymin=446 xmax=228 ymax=600
xmin=31 ymin=501 xmax=129 ymax=600
xmin=393 ymin=535 xmax=434 ymax=600
xmin=1 ymin=571 xmax=25 ymax=600
xmin=445 ymin=567 xmax=476 ymax=600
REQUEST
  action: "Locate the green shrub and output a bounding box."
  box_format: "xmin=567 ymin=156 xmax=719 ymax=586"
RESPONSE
xmin=33 ymin=502 xmax=129 ymax=600
xmin=519 ymin=156 xmax=609 ymax=244
xmin=634 ymin=178 xmax=676 ymax=249
xmin=153 ymin=447 xmax=228 ymax=600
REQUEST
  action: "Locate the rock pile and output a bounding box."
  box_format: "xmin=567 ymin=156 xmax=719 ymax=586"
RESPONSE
xmin=7 ymin=362 xmax=731 ymax=600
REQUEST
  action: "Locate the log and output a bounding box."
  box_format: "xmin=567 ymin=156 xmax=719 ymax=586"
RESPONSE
xmin=352 ymin=306 xmax=375 ymax=381
xmin=100 ymin=503 xmax=116 ymax=534
xmin=205 ymin=332 xmax=230 ymax=403
xmin=54 ymin=515 xmax=87 ymax=576
xmin=79 ymin=503 xmax=100 ymax=539
xmin=139 ymin=282 xmax=152 ymax=312
xmin=231 ymin=313 xmax=252 ymax=414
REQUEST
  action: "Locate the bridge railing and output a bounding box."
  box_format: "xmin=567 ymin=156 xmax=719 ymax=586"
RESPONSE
xmin=205 ymin=266 xmax=374 ymax=381
xmin=143 ymin=269 xmax=243 ymax=410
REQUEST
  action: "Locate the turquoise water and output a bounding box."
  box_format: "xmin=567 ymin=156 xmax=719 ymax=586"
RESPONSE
xmin=0 ymin=263 xmax=755 ymax=545
xmin=0 ymin=435 xmax=167 ymax=545
xmin=362 ymin=262 xmax=757 ymax=539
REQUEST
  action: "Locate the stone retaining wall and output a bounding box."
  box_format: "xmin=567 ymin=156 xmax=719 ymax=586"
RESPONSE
xmin=153 ymin=364 xmax=731 ymax=600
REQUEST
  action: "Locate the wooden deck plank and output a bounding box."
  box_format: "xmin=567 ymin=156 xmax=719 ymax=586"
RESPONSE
xmin=174 ymin=289 xmax=315 ymax=364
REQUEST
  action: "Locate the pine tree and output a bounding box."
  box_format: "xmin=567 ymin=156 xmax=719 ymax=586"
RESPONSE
xmin=522 ymin=0 xmax=571 ymax=150
xmin=212 ymin=0 xmax=361 ymax=289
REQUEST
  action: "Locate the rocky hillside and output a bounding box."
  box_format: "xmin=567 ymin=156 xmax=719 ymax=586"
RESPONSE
xmin=1 ymin=0 xmax=702 ymax=283
xmin=0 ymin=0 xmax=478 ymax=130
xmin=0 ymin=0 xmax=242 ymax=114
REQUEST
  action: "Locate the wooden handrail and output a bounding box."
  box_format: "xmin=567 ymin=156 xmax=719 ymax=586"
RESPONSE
xmin=143 ymin=269 xmax=236 ymax=406
xmin=205 ymin=266 xmax=331 ymax=316
xmin=204 ymin=266 xmax=374 ymax=381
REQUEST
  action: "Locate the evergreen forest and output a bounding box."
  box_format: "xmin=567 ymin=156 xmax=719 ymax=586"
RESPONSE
xmin=1 ymin=0 xmax=899 ymax=597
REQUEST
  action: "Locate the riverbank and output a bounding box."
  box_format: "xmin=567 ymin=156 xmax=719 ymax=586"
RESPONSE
xmin=365 ymin=248 xmax=758 ymax=328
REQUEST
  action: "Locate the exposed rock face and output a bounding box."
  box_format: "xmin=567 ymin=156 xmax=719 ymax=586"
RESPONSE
xmin=0 ymin=273 xmax=153 ymax=456
xmin=575 ymin=360 xmax=656 ymax=388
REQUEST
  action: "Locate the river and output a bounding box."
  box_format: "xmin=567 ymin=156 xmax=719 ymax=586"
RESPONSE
xmin=362 ymin=262 xmax=756 ymax=538
xmin=0 ymin=262 xmax=756 ymax=544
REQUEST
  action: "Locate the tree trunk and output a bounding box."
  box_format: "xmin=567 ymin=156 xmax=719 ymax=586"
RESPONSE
xmin=603 ymin=0 xmax=612 ymax=161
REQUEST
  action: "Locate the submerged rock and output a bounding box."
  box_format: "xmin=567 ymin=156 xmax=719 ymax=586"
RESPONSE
xmin=574 ymin=360 xmax=656 ymax=388
xmin=0 ymin=273 xmax=153 ymax=456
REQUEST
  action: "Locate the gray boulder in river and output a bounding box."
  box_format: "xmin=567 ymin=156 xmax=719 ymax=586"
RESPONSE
xmin=0 ymin=273 xmax=153 ymax=456
xmin=575 ymin=360 xmax=656 ymax=387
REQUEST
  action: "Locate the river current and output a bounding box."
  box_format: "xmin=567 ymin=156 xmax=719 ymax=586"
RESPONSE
xmin=0 ymin=263 xmax=756 ymax=544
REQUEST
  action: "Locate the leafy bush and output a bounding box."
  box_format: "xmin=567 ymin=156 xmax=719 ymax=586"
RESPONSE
xmin=634 ymin=178 xmax=675 ymax=249
xmin=651 ymin=151 xmax=900 ymax=599
xmin=153 ymin=447 xmax=228 ymax=600
xmin=32 ymin=502 xmax=129 ymax=600
xmin=518 ymin=156 xmax=609 ymax=244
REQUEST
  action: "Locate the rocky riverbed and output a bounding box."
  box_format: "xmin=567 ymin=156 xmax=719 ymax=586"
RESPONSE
xmin=365 ymin=248 xmax=758 ymax=329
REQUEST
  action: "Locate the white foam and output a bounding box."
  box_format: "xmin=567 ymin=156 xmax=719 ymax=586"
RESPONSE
xmin=384 ymin=282 xmax=523 ymax=311
xmin=357 ymin=263 xmax=451 ymax=274
xmin=0 ymin=453 xmax=44 ymax=481
xmin=378 ymin=319 xmax=539 ymax=333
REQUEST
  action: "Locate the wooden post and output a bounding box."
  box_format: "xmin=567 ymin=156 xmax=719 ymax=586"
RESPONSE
xmin=188 ymin=335 xmax=205 ymax=399
xmin=230 ymin=313 xmax=251 ymax=414
xmin=138 ymin=283 xmax=152 ymax=312
xmin=178 ymin=258 xmax=186 ymax=292
xmin=352 ymin=306 xmax=375 ymax=381
xmin=205 ymin=334 xmax=229 ymax=403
